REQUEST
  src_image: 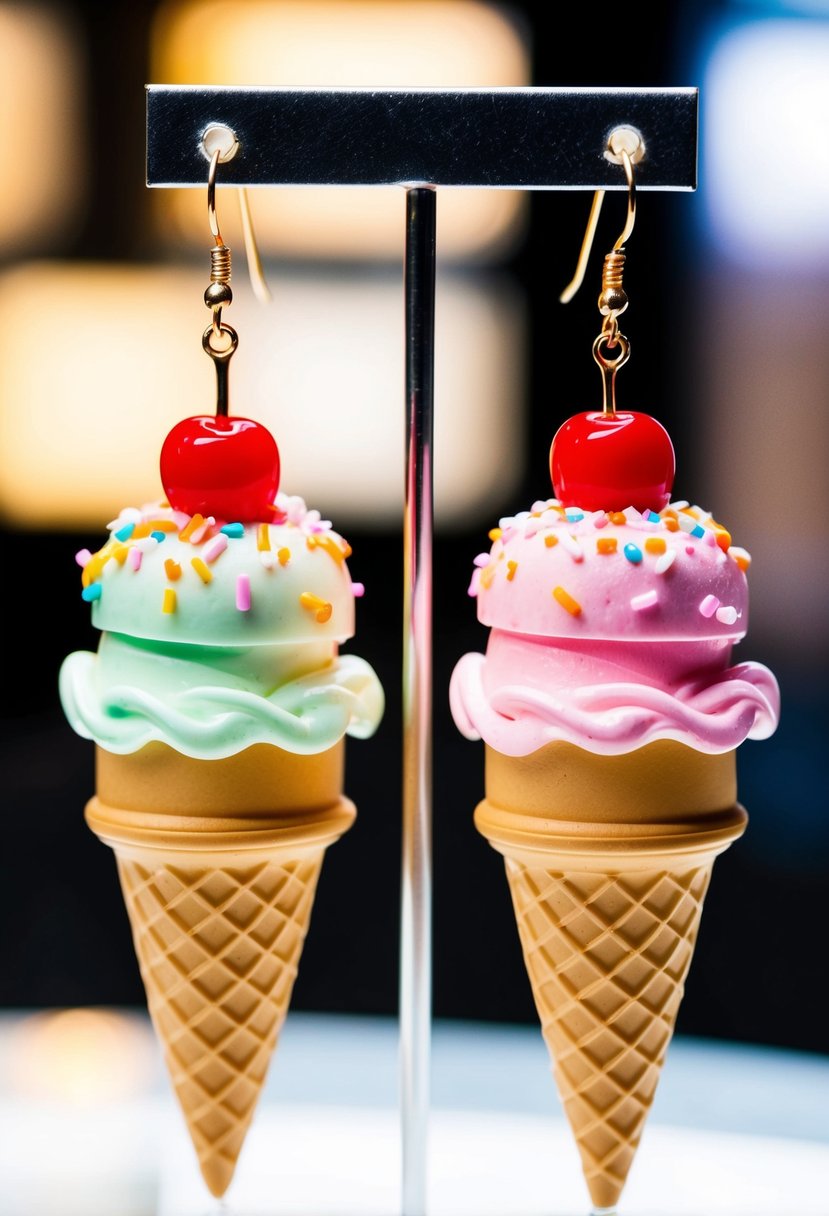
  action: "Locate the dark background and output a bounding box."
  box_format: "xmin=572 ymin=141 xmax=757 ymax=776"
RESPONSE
xmin=2 ymin=0 xmax=827 ymax=1060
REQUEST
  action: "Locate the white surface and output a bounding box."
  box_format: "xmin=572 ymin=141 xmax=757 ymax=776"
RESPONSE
xmin=2 ymin=1011 xmax=828 ymax=1216
xmin=158 ymin=1104 xmax=829 ymax=1216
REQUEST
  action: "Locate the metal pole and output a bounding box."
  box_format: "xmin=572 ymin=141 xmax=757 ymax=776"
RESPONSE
xmin=400 ymin=185 xmax=436 ymax=1216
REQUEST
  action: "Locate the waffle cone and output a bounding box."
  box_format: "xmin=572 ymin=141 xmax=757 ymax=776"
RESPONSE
xmin=85 ymin=741 xmax=356 ymax=1199
xmin=476 ymin=740 xmax=748 ymax=1212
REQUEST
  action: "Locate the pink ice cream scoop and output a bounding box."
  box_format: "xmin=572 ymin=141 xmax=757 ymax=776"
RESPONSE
xmin=449 ymin=498 xmax=780 ymax=756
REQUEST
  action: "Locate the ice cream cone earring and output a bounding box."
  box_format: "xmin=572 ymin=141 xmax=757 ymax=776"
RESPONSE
xmin=59 ymin=125 xmax=384 ymax=1199
xmin=449 ymin=126 xmax=780 ymax=1213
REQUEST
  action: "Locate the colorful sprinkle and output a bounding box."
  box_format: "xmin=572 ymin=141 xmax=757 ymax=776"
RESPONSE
xmin=114 ymin=522 xmax=135 ymax=542
xmin=164 ymin=558 xmax=181 ymax=581
xmin=631 ymin=589 xmax=659 ymax=611
xmin=565 ymin=509 xmax=584 ymax=522
xmin=257 ymin=523 xmax=271 ymax=552
xmin=111 ymin=543 xmax=129 ymax=565
xmin=300 ymin=592 xmax=333 ymax=623
xmin=623 ymin=543 xmax=643 ymax=564
xmin=150 ymin=531 xmax=167 ymax=544
xmin=609 ymin=511 xmax=627 ymax=526
xmin=663 ymin=517 xmax=680 ymax=532
xmin=553 ymin=586 xmax=582 ymax=616
xmin=352 ymin=582 xmax=366 ymax=597
xmin=162 ymin=588 xmax=176 ymax=614
xmin=473 ymin=553 xmax=491 ymax=567
xmin=191 ymin=556 xmax=212 ymax=584
xmin=128 ymin=547 xmax=143 ymax=571
xmin=189 ymin=517 xmax=214 ymax=544
xmin=506 ymin=560 xmax=518 ymax=581
xmin=730 ymin=546 xmax=751 ymax=572
xmin=81 ymin=553 xmax=108 ymax=587
xmin=647 ymin=511 xmax=662 ymax=523
xmin=645 ymin=537 xmax=666 ymax=555
xmin=479 ymin=563 xmax=497 ymax=590
xmin=561 ymin=533 xmax=584 ymax=561
xmin=715 ymin=529 xmax=732 ymax=553
xmin=221 ymin=522 xmax=245 ymax=538
xmin=236 ymin=573 xmax=251 ymax=611
xmin=488 ymin=528 xmax=502 ymax=541
xmin=596 ymin=537 xmax=617 ymax=555
xmin=699 ymin=594 xmax=720 ymax=618
xmin=179 ymin=514 xmax=205 ymax=542
xmin=81 ymin=583 xmax=102 ymax=602
xmin=75 ymin=548 xmax=92 ymax=567
xmin=654 ymin=548 xmax=677 ymax=574
xmin=716 ymin=605 xmax=738 ymax=625
xmin=544 ymin=534 xmax=558 ymax=548
xmin=308 ymin=534 xmax=350 ymax=564
xmin=204 ymin=534 xmax=228 ymax=563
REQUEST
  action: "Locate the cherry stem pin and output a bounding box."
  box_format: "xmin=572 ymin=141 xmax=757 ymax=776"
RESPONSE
xmin=158 ymin=128 xmax=281 ymax=524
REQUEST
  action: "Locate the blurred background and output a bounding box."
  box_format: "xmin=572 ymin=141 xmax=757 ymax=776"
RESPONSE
xmin=1 ymin=0 xmax=827 ymax=1073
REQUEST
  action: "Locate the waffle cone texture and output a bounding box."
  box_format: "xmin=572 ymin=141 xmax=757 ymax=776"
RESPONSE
xmin=86 ymin=741 xmax=356 ymax=1198
xmin=476 ymin=741 xmax=747 ymax=1211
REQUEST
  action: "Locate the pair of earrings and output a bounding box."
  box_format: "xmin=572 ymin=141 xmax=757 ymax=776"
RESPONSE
xmin=60 ymin=119 xmax=780 ymax=1216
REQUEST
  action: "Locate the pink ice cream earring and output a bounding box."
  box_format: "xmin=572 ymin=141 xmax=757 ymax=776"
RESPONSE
xmin=449 ymin=129 xmax=780 ymax=1214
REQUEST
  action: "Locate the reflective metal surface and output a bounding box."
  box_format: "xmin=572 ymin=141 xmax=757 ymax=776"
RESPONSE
xmin=400 ymin=186 xmax=435 ymax=1216
xmin=146 ymin=86 xmax=698 ymax=189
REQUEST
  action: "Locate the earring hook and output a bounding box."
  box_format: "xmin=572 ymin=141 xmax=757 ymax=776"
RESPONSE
xmin=559 ymin=126 xmax=643 ymax=305
xmin=203 ymin=124 xmax=272 ymax=305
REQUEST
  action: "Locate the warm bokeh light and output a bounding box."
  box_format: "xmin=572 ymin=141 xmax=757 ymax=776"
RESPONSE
xmin=5 ymin=1007 xmax=159 ymax=1104
xmin=0 ymin=3 xmax=86 ymax=257
xmin=148 ymin=0 xmax=531 ymax=260
xmin=0 ymin=260 xmax=526 ymax=532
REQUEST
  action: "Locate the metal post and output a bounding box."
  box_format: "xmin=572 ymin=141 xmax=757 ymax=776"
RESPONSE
xmin=400 ymin=185 xmax=436 ymax=1216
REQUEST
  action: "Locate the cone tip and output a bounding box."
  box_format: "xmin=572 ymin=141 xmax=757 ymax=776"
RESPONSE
xmin=200 ymin=1156 xmax=237 ymax=1199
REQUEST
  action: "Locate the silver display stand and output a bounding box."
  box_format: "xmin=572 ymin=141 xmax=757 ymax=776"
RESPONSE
xmin=145 ymin=84 xmax=698 ymax=1216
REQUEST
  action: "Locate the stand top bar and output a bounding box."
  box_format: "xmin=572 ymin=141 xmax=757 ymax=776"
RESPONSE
xmin=146 ymin=85 xmax=697 ymax=190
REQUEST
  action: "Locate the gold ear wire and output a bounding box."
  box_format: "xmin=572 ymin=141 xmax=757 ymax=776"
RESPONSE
xmin=558 ymin=127 xmax=646 ymax=416
xmin=237 ymin=187 xmax=271 ymax=304
xmin=559 ymin=125 xmax=643 ymax=306
xmin=559 ymin=189 xmax=606 ymax=305
xmin=202 ymin=124 xmax=272 ymax=313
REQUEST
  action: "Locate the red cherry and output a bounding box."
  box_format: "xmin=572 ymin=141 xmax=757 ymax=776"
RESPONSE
xmin=160 ymin=415 xmax=280 ymax=522
xmin=550 ymin=410 xmax=675 ymax=514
